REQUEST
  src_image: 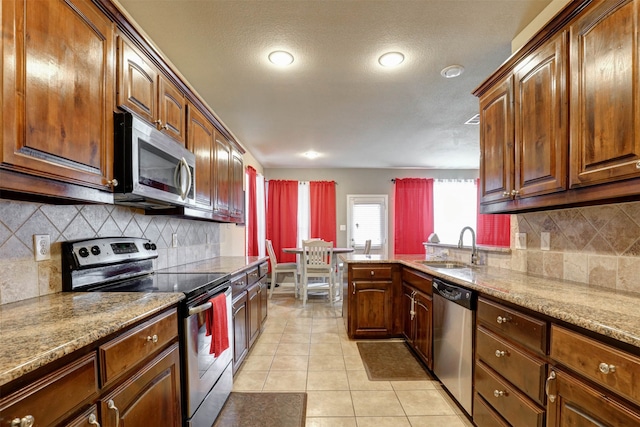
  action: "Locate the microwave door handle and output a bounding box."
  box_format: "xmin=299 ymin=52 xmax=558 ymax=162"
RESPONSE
xmin=174 ymin=159 xmax=181 ymax=197
xmin=182 ymin=157 xmax=192 ymax=200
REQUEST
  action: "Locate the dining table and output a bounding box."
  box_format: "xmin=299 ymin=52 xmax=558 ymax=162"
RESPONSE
xmin=282 ymin=246 xmax=355 ymax=299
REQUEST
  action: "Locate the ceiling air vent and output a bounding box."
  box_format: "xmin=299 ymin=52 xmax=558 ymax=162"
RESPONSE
xmin=464 ymin=114 xmax=480 ymax=125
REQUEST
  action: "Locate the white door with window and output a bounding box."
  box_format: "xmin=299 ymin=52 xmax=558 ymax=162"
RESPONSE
xmin=347 ymin=195 xmax=388 ymax=257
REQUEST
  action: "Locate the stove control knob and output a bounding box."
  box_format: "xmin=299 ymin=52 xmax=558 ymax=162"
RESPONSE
xmin=144 ymin=243 xmax=151 ymax=250
xmin=78 ymin=247 xmax=89 ymax=258
xmin=90 ymin=246 xmax=101 ymax=256
xmin=150 ymin=243 xmax=157 ymax=250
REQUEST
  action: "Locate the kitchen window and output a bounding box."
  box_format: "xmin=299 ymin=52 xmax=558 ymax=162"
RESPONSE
xmin=433 ymin=179 xmax=477 ymax=245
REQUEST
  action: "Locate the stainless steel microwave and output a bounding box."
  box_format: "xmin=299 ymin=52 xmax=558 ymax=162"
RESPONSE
xmin=113 ymin=112 xmax=196 ymax=209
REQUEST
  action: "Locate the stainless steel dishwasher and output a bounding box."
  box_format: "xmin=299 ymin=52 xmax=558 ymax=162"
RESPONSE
xmin=432 ymin=278 xmax=476 ymax=415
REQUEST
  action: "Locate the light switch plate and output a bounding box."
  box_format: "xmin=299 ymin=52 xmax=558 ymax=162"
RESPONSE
xmin=515 ymin=232 xmax=527 ymax=249
xmin=339 ymin=224 xmax=346 ymax=231
xmin=541 ymin=232 xmax=551 ymax=251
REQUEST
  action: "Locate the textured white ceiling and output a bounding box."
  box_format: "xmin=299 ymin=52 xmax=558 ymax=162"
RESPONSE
xmin=117 ymin=0 xmax=553 ymax=169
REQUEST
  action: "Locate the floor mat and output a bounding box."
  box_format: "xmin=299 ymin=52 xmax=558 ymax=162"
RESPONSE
xmin=213 ymin=392 xmax=307 ymax=427
xmin=357 ymin=341 xmax=432 ymax=381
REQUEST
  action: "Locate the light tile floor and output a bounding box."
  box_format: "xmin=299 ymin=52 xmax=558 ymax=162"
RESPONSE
xmin=232 ymin=293 xmax=474 ymax=427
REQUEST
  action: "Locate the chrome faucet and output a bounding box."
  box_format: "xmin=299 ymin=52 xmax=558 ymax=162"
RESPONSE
xmin=458 ymin=226 xmax=478 ymax=265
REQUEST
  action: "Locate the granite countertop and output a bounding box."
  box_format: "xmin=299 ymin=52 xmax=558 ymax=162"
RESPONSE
xmin=0 ymin=292 xmax=184 ymax=387
xmin=343 ymin=254 xmax=640 ymax=351
xmin=156 ymin=256 xmax=268 ymax=276
xmin=0 ymin=255 xmax=268 ymax=388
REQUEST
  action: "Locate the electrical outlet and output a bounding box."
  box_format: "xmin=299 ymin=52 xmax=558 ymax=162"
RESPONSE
xmin=33 ymin=234 xmax=51 ymax=261
xmin=515 ymin=232 xmax=527 ymax=250
xmin=541 ymin=232 xmax=551 ymax=251
xmin=172 ymin=233 xmax=178 ymax=248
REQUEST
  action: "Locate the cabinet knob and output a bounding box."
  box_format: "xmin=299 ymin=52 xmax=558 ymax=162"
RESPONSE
xmin=88 ymin=413 xmax=101 ymax=427
xmin=147 ymin=334 xmax=159 ymax=343
xmin=493 ymin=390 xmax=506 ymax=398
xmin=598 ymin=362 xmax=616 ymax=374
xmin=636 ymin=160 xmax=640 ymax=169
xmin=495 ymin=350 xmax=506 ymax=358
xmin=496 ymin=315 xmax=510 ymax=324
xmin=106 ymin=178 xmax=118 ymax=189
xmin=370 ymin=270 xmax=374 ymax=276
xmin=545 ymin=370 xmax=556 ymax=403
xmin=154 ymin=119 xmax=163 ymax=128
xmin=10 ymin=416 xmax=34 ymax=427
xmin=502 ymin=191 xmax=511 ymax=197
xmin=511 ymin=189 xmax=519 ymax=197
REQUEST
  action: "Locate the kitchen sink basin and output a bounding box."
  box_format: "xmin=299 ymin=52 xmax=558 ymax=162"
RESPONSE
xmin=419 ymin=261 xmax=471 ymax=269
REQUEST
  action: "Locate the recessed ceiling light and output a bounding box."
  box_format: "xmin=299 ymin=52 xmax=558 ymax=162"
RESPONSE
xmin=378 ymin=52 xmax=405 ymax=67
xmin=441 ymin=64 xmax=465 ymax=78
xmin=268 ymin=50 xmax=294 ymax=66
xmin=303 ymin=151 xmax=320 ymax=159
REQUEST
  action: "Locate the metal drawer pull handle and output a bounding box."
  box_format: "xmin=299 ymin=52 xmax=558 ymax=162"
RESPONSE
xmin=108 ymin=400 xmax=120 ymax=427
xmin=496 ymin=315 xmax=509 ymax=324
xmin=599 ymin=363 xmax=616 ymax=374
xmin=88 ymin=413 xmax=101 ymax=426
xmin=147 ymin=334 xmax=158 ymax=343
xmin=352 ymin=282 xmax=356 ymax=295
xmin=545 ymin=370 xmax=556 ymax=403
xmin=493 ymin=390 xmax=506 ymax=397
xmin=11 ymin=416 xmax=34 ymax=427
xmin=495 ymin=350 xmax=506 ymax=358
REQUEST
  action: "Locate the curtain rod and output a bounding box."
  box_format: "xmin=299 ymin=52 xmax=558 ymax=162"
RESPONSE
xmin=264 ymin=180 xmax=338 ymax=184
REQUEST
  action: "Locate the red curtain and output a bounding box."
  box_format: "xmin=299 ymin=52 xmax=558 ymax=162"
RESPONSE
xmin=246 ymin=166 xmax=258 ymax=256
xmin=476 ymin=179 xmax=510 ymax=246
xmin=394 ymin=178 xmax=434 ymax=254
xmin=310 ymin=181 xmax=336 ymax=244
xmin=266 ymin=180 xmax=298 ymax=263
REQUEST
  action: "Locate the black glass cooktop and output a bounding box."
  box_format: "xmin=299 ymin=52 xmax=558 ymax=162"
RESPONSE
xmin=88 ymin=272 xmax=229 ymax=298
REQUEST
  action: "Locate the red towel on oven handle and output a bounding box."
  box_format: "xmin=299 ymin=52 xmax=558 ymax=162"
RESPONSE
xmin=205 ymin=293 xmax=229 ymax=356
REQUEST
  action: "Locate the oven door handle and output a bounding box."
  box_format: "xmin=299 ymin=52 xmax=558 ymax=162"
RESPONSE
xmin=188 ymin=301 xmax=212 ymax=316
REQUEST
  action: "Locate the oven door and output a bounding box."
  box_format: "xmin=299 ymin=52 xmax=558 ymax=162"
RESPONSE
xmin=184 ymin=285 xmax=233 ymax=424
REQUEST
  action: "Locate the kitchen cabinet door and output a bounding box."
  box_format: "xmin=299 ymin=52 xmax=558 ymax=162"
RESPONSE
xmin=230 ymin=147 xmax=245 ymax=222
xmin=187 ymin=102 xmax=215 ymax=211
xmin=349 ymin=280 xmax=394 ymax=338
xmin=413 ymin=291 xmax=432 ymax=369
xmin=569 ymin=0 xmax=640 ymax=188
xmin=100 ymin=344 xmax=181 ymax=427
xmin=214 ymin=132 xmax=232 ymax=219
xmin=259 ymin=279 xmax=268 ymax=327
xmin=479 ymin=75 xmax=514 ymax=205
xmin=117 ymin=36 xmax=186 ymax=146
xmin=1 ymin=0 xmax=115 ymax=199
xmin=514 ymin=31 xmax=568 ymax=199
xmin=546 ymin=368 xmax=640 ymax=427
xmin=247 ymin=282 xmax=261 ymax=348
xmin=232 ymin=292 xmax=249 ymax=374
xmin=402 ymin=284 xmax=416 ymax=342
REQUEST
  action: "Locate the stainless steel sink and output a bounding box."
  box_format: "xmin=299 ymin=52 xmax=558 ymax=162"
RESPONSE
xmin=419 ymin=261 xmax=470 ymax=269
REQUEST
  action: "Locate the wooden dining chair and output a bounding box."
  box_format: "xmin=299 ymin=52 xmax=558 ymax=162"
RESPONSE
xmin=266 ymin=239 xmax=299 ymax=299
xmin=301 ymin=239 xmax=334 ymax=306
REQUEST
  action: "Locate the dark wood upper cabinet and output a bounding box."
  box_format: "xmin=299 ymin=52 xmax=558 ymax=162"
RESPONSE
xmin=230 ymin=148 xmax=245 ymax=221
xmin=479 ymin=75 xmax=514 ymax=205
xmin=116 ymin=36 xmax=186 ymax=146
xmin=514 ymin=32 xmax=568 ymax=199
xmin=1 ymin=0 xmax=115 ymax=199
xmin=569 ymin=0 xmax=640 ymax=188
xmin=187 ymin=102 xmax=215 ymax=211
xmin=214 ymin=134 xmax=232 ymax=218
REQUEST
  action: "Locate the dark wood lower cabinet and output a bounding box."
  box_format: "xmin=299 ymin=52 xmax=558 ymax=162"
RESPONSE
xmin=547 ymin=368 xmax=640 ymax=426
xmin=100 ymin=343 xmax=181 ymax=427
xmin=401 ymin=283 xmax=432 ymax=370
xmin=259 ymin=280 xmax=268 ymax=327
xmin=232 ymin=291 xmax=249 ymax=374
xmin=247 ymin=282 xmax=261 ymax=348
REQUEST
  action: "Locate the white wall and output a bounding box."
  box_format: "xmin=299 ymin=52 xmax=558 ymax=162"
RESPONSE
xmin=511 ymin=0 xmax=572 ymax=52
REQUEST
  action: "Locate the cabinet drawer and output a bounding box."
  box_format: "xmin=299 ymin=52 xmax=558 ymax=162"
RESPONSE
xmin=473 ymin=393 xmax=510 ymax=427
xmin=231 ymin=273 xmax=247 ymax=296
xmin=550 ymin=324 xmax=640 ymax=405
xmin=259 ymin=262 xmax=269 ymax=277
xmin=246 ymin=266 xmax=260 ymax=285
xmin=476 ymin=325 xmax=546 ymax=404
xmin=100 ymin=309 xmax=178 ymax=387
xmin=401 ymin=268 xmax=432 ymax=295
xmin=477 ymin=298 xmax=547 ymax=355
xmin=351 ymin=265 xmax=392 ymax=280
xmin=0 ymin=353 xmax=98 ymax=427
xmin=475 ymin=361 xmax=544 ymax=427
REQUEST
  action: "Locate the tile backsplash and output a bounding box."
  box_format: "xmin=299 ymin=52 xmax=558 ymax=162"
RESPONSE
xmin=430 ymin=201 xmax=640 ymax=295
xmin=0 ymin=199 xmax=221 ymax=305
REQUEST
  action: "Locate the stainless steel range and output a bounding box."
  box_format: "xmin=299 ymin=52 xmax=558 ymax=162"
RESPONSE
xmin=62 ymin=237 xmax=233 ymax=427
